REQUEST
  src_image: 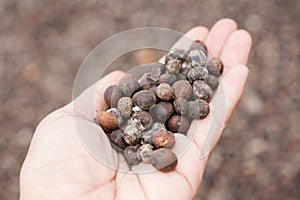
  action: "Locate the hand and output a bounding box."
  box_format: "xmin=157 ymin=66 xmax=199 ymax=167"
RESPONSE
xmin=20 ymin=18 xmax=252 ymax=200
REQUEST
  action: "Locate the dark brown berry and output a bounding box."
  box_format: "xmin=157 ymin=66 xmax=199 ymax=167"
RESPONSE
xmin=190 ymin=40 xmax=208 ymax=54
xmin=166 ymin=59 xmax=182 ymax=74
xmin=168 ymin=49 xmax=187 ymax=62
xmin=187 ymin=66 xmax=209 ymax=83
xmin=172 ymin=80 xmax=193 ymax=99
xmin=152 ymin=129 xmax=175 ymax=149
xmin=167 ymin=115 xmax=190 ymax=135
xmin=124 ymin=145 xmax=141 ymax=166
xmin=104 ymin=85 xmax=123 ymax=107
xmin=137 ymin=144 xmax=154 ymax=163
xmin=139 ymin=76 xmax=156 ymax=90
xmin=122 ymin=124 xmax=142 ymax=145
xmin=132 ymin=111 xmax=153 ymax=129
xmin=150 ymin=148 xmax=178 ymax=172
xmin=159 ymin=74 xmax=177 ymax=86
xmin=132 ymin=90 xmax=157 ymax=110
xmin=188 ymin=100 xmax=210 ymax=119
xmin=149 ymin=103 xmax=172 ymax=123
xmin=145 ymin=63 xmax=164 ymax=81
xmin=174 ymin=97 xmax=189 ymax=115
xmin=117 ymin=97 xmax=133 ymax=118
xmin=110 ymin=129 xmax=127 ymax=152
xmin=206 ymin=57 xmax=224 ymax=77
xmin=97 ymin=111 xmax=119 ymax=132
xmin=152 ymin=122 xmax=166 ymax=130
xmin=156 ymin=83 xmax=174 ymax=101
xmin=158 ymin=101 xmax=174 ymax=117
xmin=204 ymin=75 xmax=219 ymax=91
xmin=118 ymin=74 xmax=140 ymax=97
xmin=193 ymin=80 xmax=213 ymax=102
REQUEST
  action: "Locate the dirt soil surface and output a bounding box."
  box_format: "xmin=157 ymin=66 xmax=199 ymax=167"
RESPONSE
xmin=0 ymin=0 xmax=299 ymax=199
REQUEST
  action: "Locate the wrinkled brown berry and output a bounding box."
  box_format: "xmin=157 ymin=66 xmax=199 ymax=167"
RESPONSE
xmin=118 ymin=74 xmax=140 ymax=97
xmin=174 ymin=97 xmax=189 ymax=115
xmin=132 ymin=90 xmax=157 ymax=110
xmin=122 ymin=124 xmax=142 ymax=145
xmin=156 ymin=83 xmax=174 ymax=101
xmin=117 ymin=97 xmax=133 ymax=118
xmin=110 ymin=129 xmax=127 ymax=152
xmin=97 ymin=111 xmax=119 ymax=132
xmin=124 ymin=145 xmax=141 ymax=166
xmin=146 ymin=63 xmax=165 ymax=81
xmin=187 ymin=66 xmax=209 ymax=83
xmin=150 ymin=148 xmax=178 ymax=172
xmin=188 ymin=99 xmax=210 ymax=119
xmin=159 ymin=73 xmax=177 ymax=86
xmin=206 ymin=57 xmax=224 ymax=77
xmin=137 ymin=144 xmax=154 ymax=163
xmin=172 ymin=80 xmax=193 ymax=100
xmin=104 ymin=85 xmax=123 ymax=107
xmin=166 ymin=59 xmax=182 ymax=74
xmin=132 ymin=111 xmax=153 ymax=129
xmin=152 ymin=129 xmax=175 ymax=149
xmin=167 ymin=115 xmax=190 ymax=135
xmin=193 ymin=80 xmax=213 ymax=102
xmin=168 ymin=48 xmax=187 ymax=62
xmin=204 ymin=75 xmax=219 ymax=91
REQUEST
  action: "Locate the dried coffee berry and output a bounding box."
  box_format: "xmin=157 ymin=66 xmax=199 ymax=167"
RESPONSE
xmin=150 ymin=148 xmax=178 ymax=172
xmin=159 ymin=73 xmax=177 ymax=86
xmin=139 ymin=76 xmax=156 ymax=90
xmin=149 ymin=103 xmax=172 ymax=123
xmin=193 ymin=80 xmax=213 ymax=102
xmin=108 ymin=108 xmax=124 ymax=127
xmin=137 ymin=144 xmax=154 ymax=163
xmin=176 ymin=73 xmax=187 ymax=81
xmin=149 ymin=86 xmax=157 ymax=95
xmin=118 ymin=74 xmax=140 ymax=97
xmin=190 ymin=40 xmax=208 ymax=54
xmin=204 ymin=75 xmax=219 ymax=92
xmin=97 ymin=111 xmax=119 ymax=132
xmin=152 ymin=129 xmax=175 ymax=149
xmin=142 ymin=128 xmax=156 ymax=144
xmin=124 ymin=145 xmax=141 ymax=166
xmin=180 ymin=61 xmax=192 ymax=76
xmin=132 ymin=90 xmax=157 ymax=110
xmin=152 ymin=122 xmax=166 ymax=130
xmin=174 ymin=97 xmax=189 ymax=115
xmin=206 ymin=57 xmax=224 ymax=77
xmin=104 ymin=85 xmax=123 ymax=107
xmin=117 ymin=97 xmax=133 ymax=118
xmin=172 ymin=80 xmax=193 ymax=100
xmin=110 ymin=129 xmax=127 ymax=152
xmin=167 ymin=115 xmax=190 ymax=135
xmin=132 ymin=111 xmax=153 ymax=129
xmin=187 ymin=49 xmax=207 ymax=67
xmin=188 ymin=99 xmax=210 ymax=119
xmin=156 ymin=83 xmax=174 ymax=101
xmin=166 ymin=59 xmax=182 ymax=74
xmin=122 ymin=124 xmax=142 ymax=145
xmin=158 ymin=101 xmax=174 ymax=117
xmin=146 ymin=63 xmax=165 ymax=81
xmin=187 ymin=66 xmax=209 ymax=83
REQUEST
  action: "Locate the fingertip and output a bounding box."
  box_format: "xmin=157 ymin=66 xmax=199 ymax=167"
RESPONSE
xmin=186 ymin=26 xmax=210 ymax=40
xmin=215 ymin=18 xmax=238 ymax=30
xmin=106 ymin=70 xmax=126 ymax=78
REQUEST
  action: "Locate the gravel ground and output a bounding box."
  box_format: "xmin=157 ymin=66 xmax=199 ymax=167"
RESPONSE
xmin=0 ymin=0 xmax=299 ymax=199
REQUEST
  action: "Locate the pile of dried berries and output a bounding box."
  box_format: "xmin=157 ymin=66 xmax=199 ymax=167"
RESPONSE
xmin=96 ymin=40 xmax=224 ymax=172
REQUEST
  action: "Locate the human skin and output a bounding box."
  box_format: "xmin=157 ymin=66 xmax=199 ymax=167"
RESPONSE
xmin=20 ymin=18 xmax=252 ymax=200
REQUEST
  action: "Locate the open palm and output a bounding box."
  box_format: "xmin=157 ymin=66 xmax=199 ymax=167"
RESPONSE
xmin=20 ymin=19 xmax=252 ymax=200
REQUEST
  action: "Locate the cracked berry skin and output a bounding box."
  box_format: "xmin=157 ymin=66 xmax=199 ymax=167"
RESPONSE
xmin=110 ymin=129 xmax=127 ymax=152
xmin=152 ymin=129 xmax=175 ymax=149
xmin=167 ymin=115 xmax=190 ymax=135
xmin=122 ymin=124 xmax=142 ymax=145
xmin=193 ymin=80 xmax=213 ymax=102
xmin=137 ymin=144 xmax=154 ymax=164
xmin=118 ymin=74 xmax=140 ymax=97
xmin=206 ymin=57 xmax=224 ymax=77
xmin=117 ymin=97 xmax=133 ymax=118
xmin=150 ymin=148 xmax=178 ymax=172
xmin=187 ymin=49 xmax=207 ymax=67
xmin=172 ymin=80 xmax=193 ymax=100
xmin=187 ymin=66 xmax=209 ymax=83
xmin=104 ymin=85 xmax=123 ymax=107
xmin=156 ymin=83 xmax=174 ymax=101
xmin=124 ymin=145 xmax=141 ymax=166
xmin=132 ymin=111 xmax=153 ymax=129
xmin=188 ymin=99 xmax=210 ymax=119
xmin=166 ymin=59 xmax=182 ymax=74
xmin=132 ymin=90 xmax=157 ymax=110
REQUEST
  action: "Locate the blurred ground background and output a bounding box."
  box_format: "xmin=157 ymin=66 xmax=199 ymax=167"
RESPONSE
xmin=0 ymin=0 xmax=299 ymax=199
